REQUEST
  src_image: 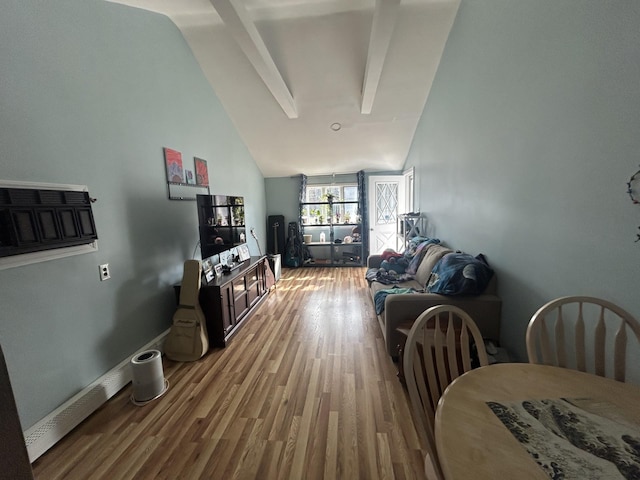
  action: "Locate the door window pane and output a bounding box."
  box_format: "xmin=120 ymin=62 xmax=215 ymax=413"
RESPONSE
xmin=376 ymin=183 xmax=398 ymax=225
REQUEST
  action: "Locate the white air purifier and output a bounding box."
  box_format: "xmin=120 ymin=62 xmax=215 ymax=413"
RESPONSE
xmin=130 ymin=350 xmax=167 ymax=404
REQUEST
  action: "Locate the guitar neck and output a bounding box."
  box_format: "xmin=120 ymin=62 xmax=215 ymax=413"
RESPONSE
xmin=272 ymin=223 xmax=279 ymax=255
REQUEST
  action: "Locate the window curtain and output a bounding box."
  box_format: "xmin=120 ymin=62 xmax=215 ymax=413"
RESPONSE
xmin=298 ymin=174 xmax=307 ymax=228
xmin=357 ymin=170 xmax=368 ymax=259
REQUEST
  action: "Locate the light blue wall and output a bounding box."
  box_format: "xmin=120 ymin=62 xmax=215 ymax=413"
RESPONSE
xmin=0 ymin=0 xmax=265 ymax=429
xmin=265 ymin=177 xmax=300 ymax=227
xmin=405 ymin=0 xmax=640 ymax=381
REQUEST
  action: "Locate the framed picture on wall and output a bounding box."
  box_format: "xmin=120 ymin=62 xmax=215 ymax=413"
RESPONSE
xmin=195 ymin=157 xmax=209 ymax=186
xmin=164 ymin=147 xmax=184 ymax=183
xmin=185 ymin=169 xmax=195 ymax=185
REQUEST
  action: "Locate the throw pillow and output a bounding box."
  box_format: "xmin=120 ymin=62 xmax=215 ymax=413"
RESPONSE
xmin=405 ymin=238 xmax=442 ymax=275
xmin=414 ymin=244 xmax=452 ymax=286
xmin=380 ymin=257 xmax=408 ymax=274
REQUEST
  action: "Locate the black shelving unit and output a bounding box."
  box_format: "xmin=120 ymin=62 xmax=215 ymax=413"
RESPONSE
xmin=300 ymin=198 xmax=363 ymax=266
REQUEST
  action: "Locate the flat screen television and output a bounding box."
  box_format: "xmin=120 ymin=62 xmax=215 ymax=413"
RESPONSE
xmin=196 ymin=194 xmax=246 ymax=259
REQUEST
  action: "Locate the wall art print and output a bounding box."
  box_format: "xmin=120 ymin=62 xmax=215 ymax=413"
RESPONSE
xmin=164 ymin=147 xmax=184 ymax=183
xmin=195 ymin=157 xmax=209 ymax=186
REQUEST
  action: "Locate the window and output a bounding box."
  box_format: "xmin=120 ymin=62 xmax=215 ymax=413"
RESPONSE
xmin=302 ymin=184 xmax=359 ymax=225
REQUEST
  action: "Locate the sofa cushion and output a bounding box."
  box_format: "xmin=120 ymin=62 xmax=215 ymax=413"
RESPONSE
xmin=414 ymin=244 xmax=453 ymax=286
xmin=405 ymin=238 xmax=440 ymax=275
xmin=427 ymin=253 xmax=494 ymax=295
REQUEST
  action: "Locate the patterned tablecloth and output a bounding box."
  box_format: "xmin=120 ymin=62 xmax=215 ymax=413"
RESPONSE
xmin=487 ymin=398 xmax=640 ymax=480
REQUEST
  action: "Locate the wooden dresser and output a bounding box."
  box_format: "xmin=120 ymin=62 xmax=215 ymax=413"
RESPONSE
xmin=175 ymin=256 xmax=269 ymax=349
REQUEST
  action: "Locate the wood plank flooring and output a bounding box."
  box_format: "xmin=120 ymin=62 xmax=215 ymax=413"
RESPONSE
xmin=32 ymin=267 xmax=426 ymax=479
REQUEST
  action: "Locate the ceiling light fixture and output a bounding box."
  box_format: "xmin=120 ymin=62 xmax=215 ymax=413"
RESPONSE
xmin=330 ymin=122 xmax=341 ymax=132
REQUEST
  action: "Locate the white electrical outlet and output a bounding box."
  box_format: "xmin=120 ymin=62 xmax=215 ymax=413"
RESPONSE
xmin=99 ymin=263 xmax=111 ymax=281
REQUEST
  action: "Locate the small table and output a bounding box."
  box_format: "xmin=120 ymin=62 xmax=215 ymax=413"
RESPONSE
xmin=435 ymin=363 xmax=640 ymax=479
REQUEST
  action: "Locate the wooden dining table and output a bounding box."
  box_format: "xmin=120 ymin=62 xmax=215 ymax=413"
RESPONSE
xmin=435 ymin=363 xmax=640 ymax=479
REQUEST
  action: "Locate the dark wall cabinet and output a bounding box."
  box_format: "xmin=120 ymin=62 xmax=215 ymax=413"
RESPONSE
xmin=198 ymin=256 xmax=268 ymax=348
xmin=0 ymin=187 xmax=97 ymax=258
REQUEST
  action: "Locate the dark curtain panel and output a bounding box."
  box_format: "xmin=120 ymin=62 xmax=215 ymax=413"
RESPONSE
xmin=298 ymin=174 xmax=307 ymax=227
xmin=297 ymin=174 xmax=311 ymax=263
xmin=357 ymin=170 xmax=368 ymax=259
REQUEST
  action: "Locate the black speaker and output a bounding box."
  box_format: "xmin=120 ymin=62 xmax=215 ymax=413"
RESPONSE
xmin=267 ymin=215 xmax=285 ymax=255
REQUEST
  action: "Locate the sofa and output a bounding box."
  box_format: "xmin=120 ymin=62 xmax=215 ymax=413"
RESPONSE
xmin=366 ymin=242 xmax=502 ymax=359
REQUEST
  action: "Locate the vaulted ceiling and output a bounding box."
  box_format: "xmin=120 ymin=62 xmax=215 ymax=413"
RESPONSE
xmin=108 ymin=0 xmax=460 ymax=177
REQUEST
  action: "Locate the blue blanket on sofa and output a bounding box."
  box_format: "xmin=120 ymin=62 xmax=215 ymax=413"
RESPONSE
xmin=373 ymin=286 xmax=421 ymax=314
xmin=427 ymin=253 xmax=493 ymax=295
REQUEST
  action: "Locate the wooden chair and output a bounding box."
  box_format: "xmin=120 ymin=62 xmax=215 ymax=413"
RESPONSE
xmin=403 ymin=305 xmax=489 ymax=480
xmin=526 ymin=296 xmax=640 ymax=382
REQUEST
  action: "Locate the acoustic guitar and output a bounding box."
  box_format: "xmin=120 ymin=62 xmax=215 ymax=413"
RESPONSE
xmin=250 ymin=227 xmax=276 ymax=291
xmin=164 ymin=260 xmax=209 ymax=362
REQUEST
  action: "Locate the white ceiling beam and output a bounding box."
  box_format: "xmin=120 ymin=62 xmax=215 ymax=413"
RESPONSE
xmin=210 ymin=0 xmax=298 ymax=119
xmin=361 ymin=0 xmax=400 ymax=115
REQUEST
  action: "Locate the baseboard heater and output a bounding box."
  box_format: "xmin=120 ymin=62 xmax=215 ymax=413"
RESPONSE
xmin=23 ymin=329 xmax=169 ymax=462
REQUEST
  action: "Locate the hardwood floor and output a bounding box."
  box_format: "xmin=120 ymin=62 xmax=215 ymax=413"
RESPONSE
xmin=32 ymin=267 xmax=426 ymax=479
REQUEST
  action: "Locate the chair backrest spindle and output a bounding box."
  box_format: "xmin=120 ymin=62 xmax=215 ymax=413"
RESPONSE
xmin=446 ymin=314 xmax=460 ymax=379
xmin=613 ymin=323 xmax=627 ymax=382
xmin=433 ymin=314 xmax=448 ymax=394
xmin=575 ymin=304 xmax=586 ymax=372
xmin=555 ymin=306 xmax=566 ymax=367
xmin=594 ymin=306 xmax=606 ymax=378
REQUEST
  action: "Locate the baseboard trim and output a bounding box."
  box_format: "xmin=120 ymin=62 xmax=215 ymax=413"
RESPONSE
xmin=24 ymin=329 xmax=169 ymax=462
